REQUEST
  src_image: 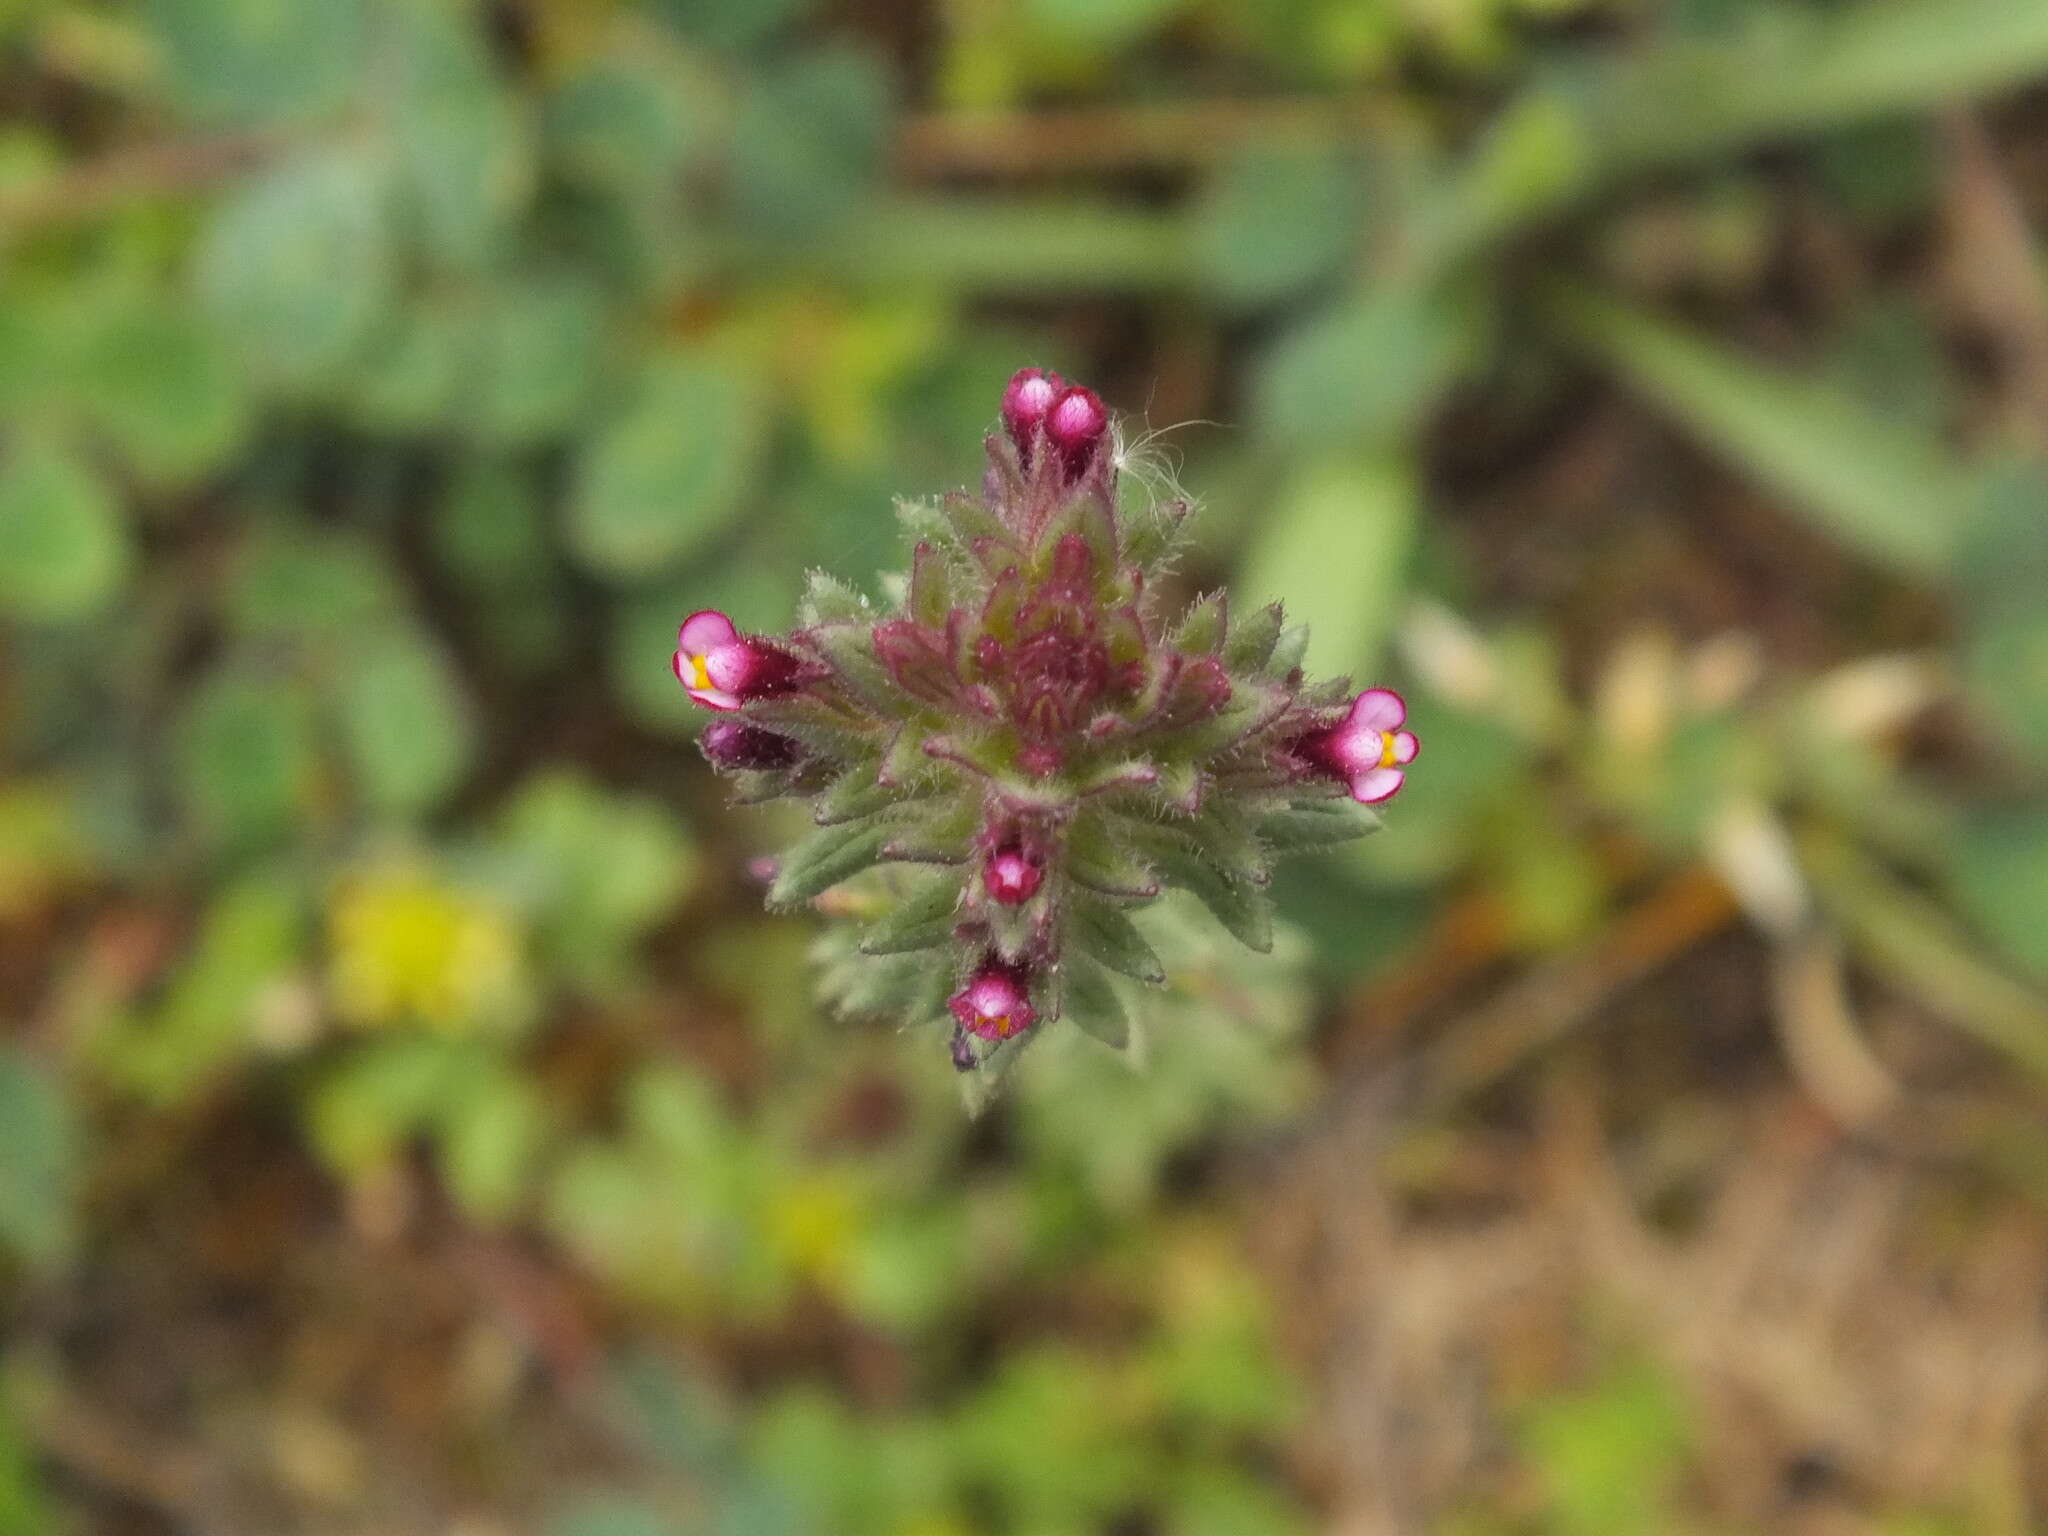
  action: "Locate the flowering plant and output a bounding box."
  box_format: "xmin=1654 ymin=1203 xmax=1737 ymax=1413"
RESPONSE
xmin=676 ymin=371 xmax=1417 ymax=1083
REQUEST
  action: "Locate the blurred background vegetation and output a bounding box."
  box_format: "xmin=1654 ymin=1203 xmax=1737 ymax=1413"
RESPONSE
xmin=5 ymin=0 xmax=2048 ymax=1531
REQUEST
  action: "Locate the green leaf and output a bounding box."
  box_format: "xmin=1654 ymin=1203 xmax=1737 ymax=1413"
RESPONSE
xmin=1222 ymin=600 xmax=1284 ymax=673
xmin=197 ymin=146 xmax=398 ymax=391
xmin=1070 ymin=896 xmax=1166 ymax=984
xmin=1237 ymin=454 xmax=1416 ymax=680
xmin=1552 ymin=285 xmax=1968 ymax=577
xmin=145 ymin=0 xmax=366 ymax=125
xmin=1257 ymin=799 xmax=1383 ymax=854
xmin=74 ymin=296 xmax=249 ymax=485
xmin=1121 ymin=819 xmax=1275 ymax=954
xmin=333 ymin=630 xmax=476 ymax=816
xmin=498 ymin=773 xmax=698 ymax=990
xmin=440 ymin=1069 xmax=546 ymax=1224
xmin=878 ymin=800 xmax=977 ymax=864
xmin=390 ymin=6 xmax=532 ymax=270
xmin=1254 ymin=279 xmax=1475 ymax=446
xmin=1194 ymin=146 xmax=1364 ymax=309
xmin=345 ymin=296 xmax=473 ymax=431
xmin=227 ymin=523 xmax=401 ymax=644
xmin=1422 ymin=0 xmax=2048 ymax=265
xmin=569 ymin=352 xmax=766 ymax=581
xmin=1021 ymin=0 xmax=1181 ymax=51
xmin=1172 ymin=590 xmax=1229 ymax=655
xmin=1067 ymin=819 xmax=1161 ymax=900
xmin=858 ymin=873 xmax=964 ymax=955
xmin=769 ymin=819 xmax=891 ymax=907
xmin=306 ymin=1036 xmax=465 ymax=1176
xmin=173 ymin=665 xmax=318 ymax=852
xmin=657 ymin=0 xmax=813 ymax=52
xmin=814 ymin=764 xmax=899 ymax=826
xmin=433 ymin=459 xmax=549 ymax=589
xmin=1953 ymin=806 xmax=2048 ymax=981
xmin=728 ymin=46 xmax=891 ymax=238
xmin=92 ymin=875 xmax=306 ymax=1103
xmin=0 ymin=1049 xmax=75 ymax=1268
xmin=1062 ymin=959 xmax=1129 ymax=1049
xmin=467 ymin=272 xmax=608 ymax=447
xmin=1521 ymin=1362 xmax=1689 ymax=1536
xmin=1956 ymin=462 xmax=2048 ymax=761
xmin=545 ymin=1495 xmax=671 ymax=1536
xmin=0 ymin=438 xmax=130 ymax=622
xmin=806 ymin=621 xmax=898 ymax=709
xmin=799 ymin=570 xmax=873 ymax=626
xmin=548 ymin=51 xmax=709 ymax=196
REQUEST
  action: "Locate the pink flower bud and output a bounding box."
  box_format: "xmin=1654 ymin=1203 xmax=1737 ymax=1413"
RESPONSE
xmin=1293 ymin=688 xmax=1419 ymax=804
xmin=700 ymin=718 xmax=802 ymax=770
xmin=947 ymin=957 xmax=1038 ymax=1042
xmin=673 ymin=610 xmax=801 ymax=711
xmin=983 ymin=846 xmax=1043 ymax=905
xmin=1045 ymin=385 xmax=1108 ymax=474
xmin=1001 ymin=367 xmax=1064 ymax=456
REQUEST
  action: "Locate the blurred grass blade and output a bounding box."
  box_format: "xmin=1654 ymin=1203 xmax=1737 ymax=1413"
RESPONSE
xmin=1805 ymin=835 xmax=2048 ymax=1088
xmin=1424 ymin=0 xmax=2048 ymax=261
xmin=1237 ymin=454 xmax=1418 ymax=677
xmin=1550 ymin=286 xmax=1969 ymax=578
xmin=790 ymin=197 xmax=1196 ymax=293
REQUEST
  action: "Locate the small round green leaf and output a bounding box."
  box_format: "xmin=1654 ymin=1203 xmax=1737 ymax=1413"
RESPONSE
xmin=76 ymin=297 xmax=250 ymax=485
xmin=146 ymin=0 xmax=366 ymax=125
xmin=333 ymin=631 xmax=477 ymax=816
xmin=173 ymin=664 xmax=318 ymax=852
xmin=569 ymin=353 xmax=765 ymax=581
xmin=196 ymin=147 xmax=398 ymax=391
xmin=0 ymin=439 xmax=131 ymax=622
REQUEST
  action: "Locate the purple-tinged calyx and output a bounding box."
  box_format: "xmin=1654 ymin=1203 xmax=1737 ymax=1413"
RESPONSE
xmin=948 ymin=956 xmax=1037 ymax=1041
xmin=1293 ymin=688 xmax=1420 ymax=804
xmin=673 ymin=610 xmax=801 ymax=711
xmin=700 ymin=718 xmax=802 ymax=771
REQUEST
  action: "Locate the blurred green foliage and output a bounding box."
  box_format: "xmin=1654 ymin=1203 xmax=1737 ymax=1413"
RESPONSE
xmin=5 ymin=0 xmax=2048 ymax=1530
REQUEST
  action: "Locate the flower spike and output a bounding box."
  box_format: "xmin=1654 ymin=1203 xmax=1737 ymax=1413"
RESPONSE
xmin=679 ymin=369 xmax=1410 ymax=1092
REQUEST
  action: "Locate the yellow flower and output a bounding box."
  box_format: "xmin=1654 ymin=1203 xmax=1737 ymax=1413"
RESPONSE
xmin=327 ymin=861 xmax=525 ymax=1034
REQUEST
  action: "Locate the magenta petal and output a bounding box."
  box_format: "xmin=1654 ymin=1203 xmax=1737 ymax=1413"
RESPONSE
xmin=1348 ymin=687 xmax=1406 ymax=733
xmin=687 ymin=686 xmax=742 ymax=711
xmin=1350 ymin=766 xmax=1405 ymax=804
xmin=1390 ymin=730 xmax=1419 ymax=765
xmin=702 ymin=643 xmax=754 ymax=692
xmin=1322 ymin=720 xmax=1382 ymax=774
xmin=678 ymin=609 xmax=740 ymax=654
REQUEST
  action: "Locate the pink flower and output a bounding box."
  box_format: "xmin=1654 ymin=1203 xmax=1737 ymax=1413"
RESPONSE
xmin=983 ymin=846 xmax=1043 ymax=905
xmin=672 ymin=610 xmax=799 ymax=711
xmin=1045 ymin=385 xmax=1108 ymax=473
xmin=700 ymin=718 xmax=802 ymax=770
xmin=1296 ymin=688 xmax=1419 ymax=804
xmin=1001 ymin=367 xmax=1065 ymax=454
xmin=947 ymin=957 xmax=1038 ymax=1042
